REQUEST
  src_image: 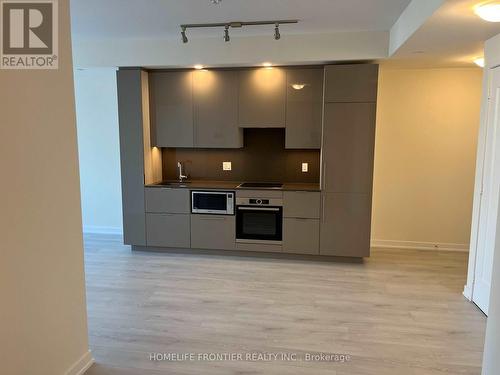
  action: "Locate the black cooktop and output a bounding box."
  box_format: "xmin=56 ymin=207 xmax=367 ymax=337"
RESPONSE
xmin=238 ymin=182 xmax=283 ymax=189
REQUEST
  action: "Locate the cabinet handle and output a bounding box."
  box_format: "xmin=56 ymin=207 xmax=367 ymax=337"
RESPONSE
xmin=322 ymin=195 xmax=326 ymax=223
xmin=200 ymin=216 xmax=226 ymax=221
xmin=322 ymin=161 xmax=327 ymax=190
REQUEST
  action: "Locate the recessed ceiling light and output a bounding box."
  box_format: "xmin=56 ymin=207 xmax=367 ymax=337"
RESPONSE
xmin=194 ymin=64 xmax=204 ymax=70
xmin=262 ymin=62 xmax=272 ymax=67
xmin=475 ymin=2 xmax=500 ymax=22
xmin=474 ymin=57 xmax=485 ymax=68
xmin=291 ymin=84 xmax=306 ymax=90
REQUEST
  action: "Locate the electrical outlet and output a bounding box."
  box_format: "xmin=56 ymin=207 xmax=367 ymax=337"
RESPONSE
xmin=223 ymin=161 xmax=232 ymax=171
xmin=302 ymin=163 xmax=308 ymax=172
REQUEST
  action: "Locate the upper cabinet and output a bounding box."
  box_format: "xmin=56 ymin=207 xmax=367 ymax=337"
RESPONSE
xmin=238 ymin=68 xmax=286 ymax=128
xmin=149 ymin=67 xmax=323 ymax=148
xmin=149 ymin=71 xmax=194 ymax=147
xmin=150 ymin=70 xmax=242 ymax=149
xmin=285 ymin=68 xmax=323 ymax=149
xmin=193 ymin=70 xmax=243 ymax=148
xmin=324 ymin=64 xmax=378 ymax=103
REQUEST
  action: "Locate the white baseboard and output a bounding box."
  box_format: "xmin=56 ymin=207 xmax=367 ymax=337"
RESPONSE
xmin=65 ymin=350 xmax=94 ymax=375
xmin=83 ymin=225 xmax=123 ymax=235
xmin=371 ymin=239 xmax=469 ymax=252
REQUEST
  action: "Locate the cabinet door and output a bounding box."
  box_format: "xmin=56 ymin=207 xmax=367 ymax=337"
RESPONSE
xmin=191 ymin=215 xmax=235 ymax=250
xmin=283 ymin=191 xmax=321 ymax=218
xmin=324 ymin=64 xmax=378 ymax=103
xmin=193 ymin=70 xmax=243 ymax=148
xmin=238 ymin=68 xmax=286 ymax=128
xmin=149 ymin=71 xmax=194 ymax=147
xmin=285 ymin=68 xmax=323 ymax=149
xmin=319 ymin=193 xmax=371 ymax=257
xmin=322 ymin=102 xmax=376 ymax=193
xmin=283 ymin=218 xmax=319 ymax=255
xmin=146 ymin=213 xmax=190 ymax=248
xmin=144 ymin=188 xmax=190 ymax=214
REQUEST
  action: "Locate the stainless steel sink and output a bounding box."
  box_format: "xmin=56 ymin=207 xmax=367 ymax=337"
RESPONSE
xmin=159 ymin=181 xmax=191 ymax=188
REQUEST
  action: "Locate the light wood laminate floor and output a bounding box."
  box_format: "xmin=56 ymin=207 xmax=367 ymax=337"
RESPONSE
xmin=84 ymin=234 xmax=486 ymax=375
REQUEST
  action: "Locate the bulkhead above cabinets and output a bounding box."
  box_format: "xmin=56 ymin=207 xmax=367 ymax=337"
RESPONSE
xmin=148 ymin=66 xmax=324 ymax=150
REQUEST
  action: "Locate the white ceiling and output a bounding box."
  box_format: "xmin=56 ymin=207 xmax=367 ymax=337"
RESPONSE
xmin=387 ymin=0 xmax=500 ymax=67
xmin=71 ymin=0 xmax=412 ymax=39
xmin=70 ymin=0 xmax=500 ymax=68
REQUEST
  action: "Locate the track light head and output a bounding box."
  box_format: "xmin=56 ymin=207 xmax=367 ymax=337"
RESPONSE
xmin=223 ymin=25 xmax=230 ymax=42
xmin=181 ymin=26 xmax=188 ymax=43
xmin=274 ymin=23 xmax=280 ymax=40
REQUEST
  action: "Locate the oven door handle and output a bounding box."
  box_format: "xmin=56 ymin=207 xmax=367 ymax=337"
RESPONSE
xmin=237 ymin=206 xmax=281 ymax=212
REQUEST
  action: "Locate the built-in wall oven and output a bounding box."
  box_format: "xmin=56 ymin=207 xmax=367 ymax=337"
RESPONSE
xmin=191 ymin=191 xmax=234 ymax=215
xmin=236 ymin=197 xmax=283 ymax=244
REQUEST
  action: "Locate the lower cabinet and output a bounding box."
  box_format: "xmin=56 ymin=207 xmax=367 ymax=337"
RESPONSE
xmin=319 ymin=192 xmax=371 ymax=257
xmin=145 ymin=187 xmax=190 ymax=214
xmin=283 ymin=218 xmax=320 ymax=255
xmin=146 ymin=213 xmax=191 ymax=248
xmin=191 ymin=215 xmax=235 ymax=250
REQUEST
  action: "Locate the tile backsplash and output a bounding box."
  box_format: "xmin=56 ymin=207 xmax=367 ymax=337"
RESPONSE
xmin=162 ymin=129 xmax=320 ymax=183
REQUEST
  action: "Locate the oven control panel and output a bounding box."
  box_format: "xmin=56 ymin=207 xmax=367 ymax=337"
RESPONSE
xmin=249 ymin=198 xmax=269 ymax=205
xmin=236 ymin=197 xmax=283 ymax=207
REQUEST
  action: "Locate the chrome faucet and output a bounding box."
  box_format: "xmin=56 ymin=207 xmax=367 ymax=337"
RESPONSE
xmin=177 ymin=161 xmax=188 ymax=182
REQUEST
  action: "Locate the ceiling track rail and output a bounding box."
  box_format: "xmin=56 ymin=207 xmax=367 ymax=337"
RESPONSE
xmin=180 ymin=20 xmax=298 ymax=43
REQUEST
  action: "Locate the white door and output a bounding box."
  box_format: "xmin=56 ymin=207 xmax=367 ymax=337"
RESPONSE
xmin=473 ymin=67 xmax=500 ymax=314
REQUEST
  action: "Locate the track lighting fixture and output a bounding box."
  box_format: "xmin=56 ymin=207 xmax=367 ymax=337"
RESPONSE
xmin=179 ymin=20 xmax=297 ymax=44
xmin=181 ymin=26 xmax=188 ymax=43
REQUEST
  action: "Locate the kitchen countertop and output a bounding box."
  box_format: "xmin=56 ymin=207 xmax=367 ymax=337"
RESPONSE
xmin=145 ymin=180 xmax=321 ymax=192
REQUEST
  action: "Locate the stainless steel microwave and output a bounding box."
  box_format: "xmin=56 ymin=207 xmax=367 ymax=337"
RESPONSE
xmin=191 ymin=191 xmax=235 ymax=215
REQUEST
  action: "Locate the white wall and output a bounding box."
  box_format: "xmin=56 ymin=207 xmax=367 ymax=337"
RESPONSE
xmin=372 ymin=67 xmax=483 ymax=251
xmin=0 ymin=1 xmax=91 ymax=374
xmin=74 ymin=68 xmax=123 ymax=234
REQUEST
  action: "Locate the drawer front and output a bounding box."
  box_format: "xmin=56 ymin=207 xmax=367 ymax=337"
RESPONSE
xmin=145 ymin=187 xmax=190 ymax=213
xmin=146 ymin=213 xmax=190 ymax=248
xmin=235 ymin=242 xmax=282 ymax=253
xmin=283 ymin=218 xmax=320 ymax=255
xmin=191 ymin=215 xmax=235 ymax=250
xmin=236 ymin=189 xmax=283 ymax=199
xmin=283 ymin=191 xmax=321 ymax=218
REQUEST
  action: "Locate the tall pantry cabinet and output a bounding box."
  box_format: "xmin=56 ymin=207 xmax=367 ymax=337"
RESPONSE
xmin=320 ymin=64 xmax=379 ymax=257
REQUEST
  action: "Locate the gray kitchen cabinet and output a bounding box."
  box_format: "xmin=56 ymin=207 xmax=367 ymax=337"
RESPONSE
xmin=285 ymin=68 xmax=323 ymax=149
xmin=146 ymin=213 xmax=190 ymax=248
xmin=193 ymin=70 xmax=243 ymax=148
xmin=191 ymin=215 xmax=235 ymax=250
xmin=149 ymin=71 xmax=194 ymax=147
xmin=319 ymin=193 xmax=371 ymax=257
xmin=322 ymin=102 xmax=376 ymax=194
xmin=320 ymin=64 xmax=378 ymax=258
xmin=283 ymin=191 xmax=321 ymax=219
xmin=117 ymin=68 xmax=147 ymax=246
xmin=283 ymin=218 xmax=320 ymax=255
xmin=324 ymin=64 xmax=378 ymax=103
xmin=144 ymin=187 xmax=190 ymax=214
xmin=238 ymin=68 xmax=286 ymax=128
